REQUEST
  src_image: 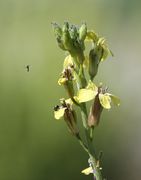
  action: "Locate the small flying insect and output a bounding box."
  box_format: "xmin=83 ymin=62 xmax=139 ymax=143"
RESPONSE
xmin=25 ymin=65 xmax=31 ymax=72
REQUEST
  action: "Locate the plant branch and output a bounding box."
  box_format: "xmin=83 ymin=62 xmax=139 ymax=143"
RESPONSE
xmin=77 ymin=55 xmax=103 ymax=180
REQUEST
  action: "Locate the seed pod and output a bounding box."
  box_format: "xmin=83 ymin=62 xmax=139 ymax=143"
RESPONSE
xmin=88 ymin=94 xmax=103 ymax=127
xmin=64 ymin=106 xmax=79 ymax=135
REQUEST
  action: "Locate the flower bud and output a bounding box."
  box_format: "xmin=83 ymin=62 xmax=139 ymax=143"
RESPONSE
xmin=79 ymin=23 xmax=87 ymax=41
xmin=88 ymin=94 xmax=103 ymax=127
xmin=56 ymin=37 xmax=66 ymax=50
xmin=88 ymin=47 xmax=102 ymax=80
xmin=69 ymin=25 xmax=78 ymax=40
xmin=52 ymin=22 xmax=62 ymax=37
xmin=52 ymin=23 xmax=66 ymax=50
xmin=62 ymin=22 xmax=73 ymax=51
xmin=62 ymin=21 xmax=69 ymax=32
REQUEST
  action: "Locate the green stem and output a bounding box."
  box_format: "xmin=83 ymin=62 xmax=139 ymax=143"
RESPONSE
xmin=75 ymin=134 xmax=89 ymax=154
xmin=77 ymin=56 xmax=102 ymax=180
xmin=80 ymin=103 xmax=102 ymax=180
xmin=79 ymin=64 xmax=87 ymax=88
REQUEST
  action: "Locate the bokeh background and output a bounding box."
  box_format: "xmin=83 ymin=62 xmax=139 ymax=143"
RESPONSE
xmin=0 ymin=0 xmax=141 ymax=179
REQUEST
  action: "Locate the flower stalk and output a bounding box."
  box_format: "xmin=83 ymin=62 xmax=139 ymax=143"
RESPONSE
xmin=52 ymin=22 xmax=120 ymax=180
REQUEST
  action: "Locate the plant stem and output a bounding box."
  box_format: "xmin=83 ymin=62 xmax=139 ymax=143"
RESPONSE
xmin=75 ymin=134 xmax=89 ymax=154
xmin=80 ymin=103 xmax=102 ymax=180
xmin=77 ymin=55 xmax=103 ymax=180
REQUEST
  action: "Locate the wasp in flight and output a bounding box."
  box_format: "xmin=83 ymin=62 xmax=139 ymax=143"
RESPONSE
xmin=25 ymin=65 xmax=31 ymax=72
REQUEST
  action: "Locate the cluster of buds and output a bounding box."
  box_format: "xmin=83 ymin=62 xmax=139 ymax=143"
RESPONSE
xmin=52 ymin=22 xmax=120 ymax=178
xmin=52 ymin=22 xmax=87 ymax=64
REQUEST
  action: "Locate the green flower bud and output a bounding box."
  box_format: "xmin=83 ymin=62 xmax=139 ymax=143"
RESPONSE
xmin=62 ymin=22 xmax=73 ymax=51
xmin=88 ymin=47 xmax=103 ymax=80
xmin=52 ymin=23 xmax=66 ymax=50
xmin=62 ymin=21 xmax=69 ymax=32
xmin=52 ymin=22 xmax=62 ymax=37
xmin=69 ymin=25 xmax=78 ymax=40
xmin=79 ymin=23 xmax=87 ymax=41
xmin=56 ymin=37 xmax=66 ymax=50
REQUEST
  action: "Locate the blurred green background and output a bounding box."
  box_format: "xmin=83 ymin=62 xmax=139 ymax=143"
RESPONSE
xmin=0 ymin=0 xmax=141 ymax=179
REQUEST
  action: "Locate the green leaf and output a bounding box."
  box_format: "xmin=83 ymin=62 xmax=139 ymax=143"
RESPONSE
xmin=99 ymin=93 xmax=111 ymax=109
xmin=54 ymin=108 xmax=66 ymax=120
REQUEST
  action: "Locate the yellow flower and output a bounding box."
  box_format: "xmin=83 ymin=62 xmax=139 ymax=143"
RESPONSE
xmin=99 ymin=93 xmax=111 ymax=109
xmin=54 ymin=98 xmax=78 ymax=135
xmin=54 ymin=98 xmax=73 ymax=120
xmin=85 ymin=31 xmax=99 ymax=42
xmin=58 ymin=66 xmax=75 ymax=98
xmin=63 ymin=55 xmax=74 ymax=69
xmin=54 ymin=107 xmax=66 ymax=120
xmin=74 ymin=81 xmax=98 ymax=103
xmin=99 ymin=93 xmax=120 ymax=109
xmin=74 ymin=81 xmax=120 ymax=110
xmin=58 ymin=77 xmax=67 ymax=85
xmin=97 ymin=37 xmax=113 ymax=61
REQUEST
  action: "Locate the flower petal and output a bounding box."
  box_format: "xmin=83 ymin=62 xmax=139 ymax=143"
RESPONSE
xmin=63 ymin=55 xmax=73 ymax=68
xmin=54 ymin=108 xmax=66 ymax=120
xmin=99 ymin=93 xmax=111 ymax=109
xmin=86 ymin=80 xmax=98 ymax=92
xmin=97 ymin=37 xmax=113 ymax=61
xmin=81 ymin=167 xmax=93 ymax=175
xmin=65 ymin=98 xmax=73 ymax=106
xmin=58 ymin=77 xmax=67 ymax=85
xmin=101 ymin=46 xmax=109 ymax=61
xmin=85 ymin=31 xmax=98 ymax=42
xmin=108 ymin=93 xmax=120 ymax=106
xmin=76 ymin=89 xmax=97 ymax=103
